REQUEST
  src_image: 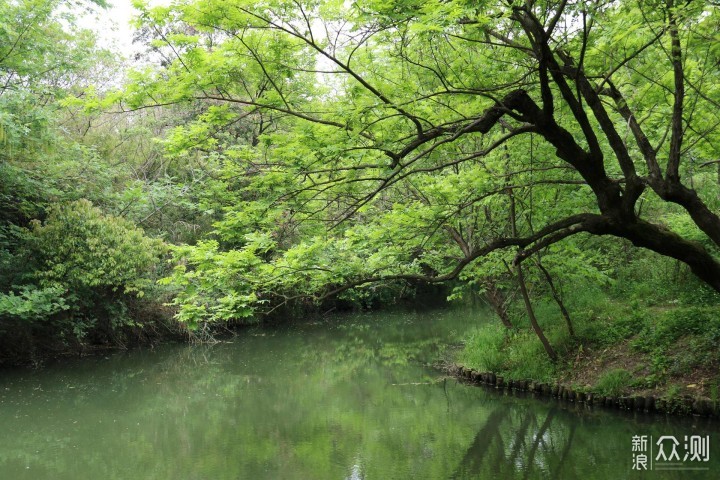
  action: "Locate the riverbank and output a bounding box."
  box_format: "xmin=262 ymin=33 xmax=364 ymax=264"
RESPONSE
xmin=0 ymin=286 xmax=451 ymax=368
xmin=449 ymin=364 xmax=719 ymax=417
xmin=452 ymin=298 xmax=720 ymax=417
xmin=0 ymin=317 xmax=180 ymax=369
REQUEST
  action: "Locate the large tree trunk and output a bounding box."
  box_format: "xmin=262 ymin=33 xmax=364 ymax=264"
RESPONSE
xmin=582 ymin=216 xmax=720 ymax=293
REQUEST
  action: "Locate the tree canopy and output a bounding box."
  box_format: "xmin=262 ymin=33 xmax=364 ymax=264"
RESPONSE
xmin=109 ymin=0 xmax=720 ymax=322
xmin=3 ymin=0 xmax=720 ymax=363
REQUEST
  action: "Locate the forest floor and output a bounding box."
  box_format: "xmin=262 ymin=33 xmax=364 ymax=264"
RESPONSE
xmin=559 ymin=339 xmax=718 ymax=401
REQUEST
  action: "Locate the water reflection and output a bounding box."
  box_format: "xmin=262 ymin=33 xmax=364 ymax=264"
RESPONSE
xmin=0 ymin=308 xmax=717 ymax=479
xmin=452 ymin=390 xmax=718 ymax=479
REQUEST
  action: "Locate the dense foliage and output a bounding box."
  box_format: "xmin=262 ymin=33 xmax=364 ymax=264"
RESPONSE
xmin=2 ymin=0 xmax=720 ymax=383
xmin=0 ymin=0 xmax=171 ymax=361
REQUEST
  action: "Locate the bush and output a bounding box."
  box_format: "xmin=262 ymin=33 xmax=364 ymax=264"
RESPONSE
xmin=0 ymin=285 xmax=68 ymax=320
xmin=30 ymin=200 xmax=164 ymax=295
xmin=0 ymin=200 xmax=166 ymax=350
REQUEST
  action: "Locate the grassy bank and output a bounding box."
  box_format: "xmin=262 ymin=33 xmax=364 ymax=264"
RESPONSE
xmin=456 ymin=263 xmax=720 ymax=411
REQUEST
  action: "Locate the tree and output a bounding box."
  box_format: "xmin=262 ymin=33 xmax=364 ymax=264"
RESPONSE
xmin=0 ymin=0 xmax=174 ymax=361
xmin=121 ymin=1 xmax=720 ymax=333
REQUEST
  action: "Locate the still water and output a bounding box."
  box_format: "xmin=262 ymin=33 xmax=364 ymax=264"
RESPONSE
xmin=0 ymin=307 xmax=717 ymax=479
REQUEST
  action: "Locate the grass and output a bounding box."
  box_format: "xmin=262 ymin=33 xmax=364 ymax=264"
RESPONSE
xmin=594 ymin=369 xmax=632 ymax=396
xmin=458 ymin=322 xmax=564 ymax=383
xmin=456 ymin=253 xmax=720 ymax=401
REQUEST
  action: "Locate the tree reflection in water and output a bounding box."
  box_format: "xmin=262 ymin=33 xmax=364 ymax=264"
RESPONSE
xmin=452 ymin=390 xmax=716 ymax=480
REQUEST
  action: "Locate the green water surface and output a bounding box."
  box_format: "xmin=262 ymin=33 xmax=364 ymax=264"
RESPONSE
xmin=0 ymin=307 xmax=717 ymax=479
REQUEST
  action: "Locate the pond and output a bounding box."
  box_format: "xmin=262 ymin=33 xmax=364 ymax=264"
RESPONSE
xmin=0 ymin=306 xmax=717 ymax=479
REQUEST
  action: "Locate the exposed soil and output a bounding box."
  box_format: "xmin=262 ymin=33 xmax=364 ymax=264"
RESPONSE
xmin=559 ymin=338 xmax=718 ymax=401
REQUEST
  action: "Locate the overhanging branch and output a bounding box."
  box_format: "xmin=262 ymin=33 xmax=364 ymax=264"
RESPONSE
xmin=316 ymin=213 xmax=601 ymax=301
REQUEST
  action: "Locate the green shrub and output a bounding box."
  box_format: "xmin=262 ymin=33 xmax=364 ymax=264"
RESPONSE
xmin=0 ymin=200 xmax=166 ymax=342
xmin=0 ymin=285 xmax=68 ymax=320
xmin=655 ymin=307 xmax=720 ymax=341
xmin=30 ymin=200 xmax=164 ymax=294
xmin=663 ymin=385 xmax=691 ymax=414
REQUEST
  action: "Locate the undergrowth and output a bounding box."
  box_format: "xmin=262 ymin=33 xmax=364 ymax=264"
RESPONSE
xmin=457 ymin=250 xmax=720 ymax=398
